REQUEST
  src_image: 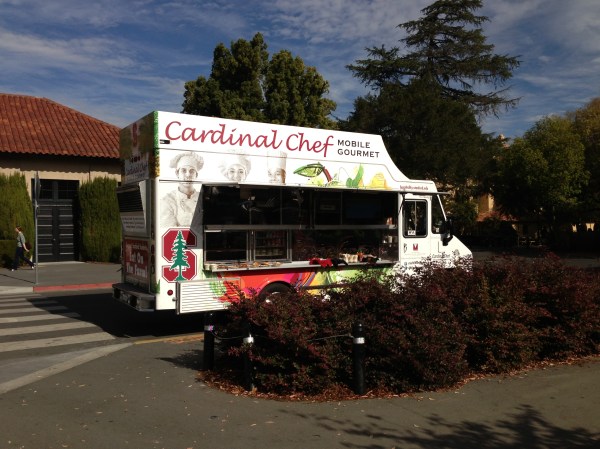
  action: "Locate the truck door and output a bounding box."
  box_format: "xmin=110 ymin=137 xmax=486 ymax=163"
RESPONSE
xmin=430 ymin=194 xmax=450 ymax=258
xmin=399 ymin=198 xmax=430 ymax=270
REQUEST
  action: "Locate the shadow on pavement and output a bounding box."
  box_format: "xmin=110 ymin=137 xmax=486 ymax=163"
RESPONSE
xmin=159 ymin=348 xmax=205 ymax=372
xmin=280 ymin=404 xmax=599 ymax=448
xmin=26 ymin=291 xmax=205 ymax=339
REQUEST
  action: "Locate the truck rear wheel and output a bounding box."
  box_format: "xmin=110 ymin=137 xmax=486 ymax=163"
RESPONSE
xmin=259 ymin=282 xmax=291 ymax=300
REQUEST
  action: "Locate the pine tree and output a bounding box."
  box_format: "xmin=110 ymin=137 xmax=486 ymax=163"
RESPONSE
xmin=170 ymin=231 xmax=190 ymax=281
xmin=348 ymin=0 xmax=520 ymax=117
xmin=182 ymin=33 xmax=336 ymax=128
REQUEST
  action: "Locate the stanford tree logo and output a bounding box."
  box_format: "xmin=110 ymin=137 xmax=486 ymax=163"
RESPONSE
xmin=170 ymin=231 xmax=189 ymax=281
xmin=162 ymin=229 xmax=197 ymax=282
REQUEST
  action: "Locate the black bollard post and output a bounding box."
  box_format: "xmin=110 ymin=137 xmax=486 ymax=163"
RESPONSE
xmin=242 ymin=321 xmax=254 ymax=391
xmin=203 ymin=312 xmax=215 ymax=371
xmin=352 ymin=322 xmax=365 ymax=395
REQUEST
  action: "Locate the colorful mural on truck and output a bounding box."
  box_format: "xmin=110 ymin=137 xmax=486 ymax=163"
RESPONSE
xmin=119 ymin=111 xmax=436 ymax=192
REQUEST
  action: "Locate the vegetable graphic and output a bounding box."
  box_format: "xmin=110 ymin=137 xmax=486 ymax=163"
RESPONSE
xmin=294 ymin=162 xmax=332 ymax=182
xmin=294 ymin=163 xmax=367 ymax=188
xmin=346 ymin=164 xmax=364 ymax=188
xmin=367 ymin=172 xmax=389 ymax=189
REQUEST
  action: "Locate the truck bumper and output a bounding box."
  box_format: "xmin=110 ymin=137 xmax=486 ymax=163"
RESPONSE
xmin=112 ymin=283 xmax=156 ymax=312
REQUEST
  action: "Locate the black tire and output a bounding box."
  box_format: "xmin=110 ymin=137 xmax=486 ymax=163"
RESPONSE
xmin=259 ymin=282 xmax=290 ymax=300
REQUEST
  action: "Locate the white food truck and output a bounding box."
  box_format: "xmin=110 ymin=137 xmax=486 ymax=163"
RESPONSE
xmin=112 ymin=111 xmax=471 ymax=313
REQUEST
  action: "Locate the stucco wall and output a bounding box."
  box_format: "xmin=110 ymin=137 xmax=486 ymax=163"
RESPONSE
xmin=0 ymin=155 xmax=120 ymax=195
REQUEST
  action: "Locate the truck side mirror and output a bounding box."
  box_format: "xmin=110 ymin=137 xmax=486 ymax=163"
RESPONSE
xmin=442 ymin=217 xmax=454 ymax=246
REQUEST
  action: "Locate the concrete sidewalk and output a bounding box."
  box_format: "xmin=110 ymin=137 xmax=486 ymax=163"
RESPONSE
xmin=0 ymin=261 xmax=121 ymax=295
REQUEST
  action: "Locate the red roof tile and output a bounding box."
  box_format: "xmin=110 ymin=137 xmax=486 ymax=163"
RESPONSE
xmin=0 ymin=93 xmax=119 ymax=158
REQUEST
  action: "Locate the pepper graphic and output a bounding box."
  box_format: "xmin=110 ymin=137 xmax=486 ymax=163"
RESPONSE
xmin=294 ymin=162 xmax=332 ymax=182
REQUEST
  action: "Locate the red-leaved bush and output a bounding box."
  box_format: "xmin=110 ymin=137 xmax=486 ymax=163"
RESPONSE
xmin=214 ymin=254 xmax=600 ymax=396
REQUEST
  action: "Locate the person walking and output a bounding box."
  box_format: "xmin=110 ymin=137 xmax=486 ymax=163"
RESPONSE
xmin=12 ymin=226 xmax=34 ymax=271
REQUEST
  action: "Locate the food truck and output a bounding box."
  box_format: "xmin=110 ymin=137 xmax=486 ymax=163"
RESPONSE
xmin=112 ymin=111 xmax=471 ymax=313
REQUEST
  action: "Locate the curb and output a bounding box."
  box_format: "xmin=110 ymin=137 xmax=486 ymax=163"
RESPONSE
xmin=0 ymin=286 xmax=33 ymax=296
xmin=33 ymin=282 xmax=114 ymax=293
xmin=1 ymin=283 xmax=113 ymax=296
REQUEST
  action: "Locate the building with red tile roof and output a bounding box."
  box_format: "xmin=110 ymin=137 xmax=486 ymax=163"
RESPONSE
xmin=0 ymin=93 xmax=119 ymax=160
xmin=0 ymin=93 xmax=121 ymax=262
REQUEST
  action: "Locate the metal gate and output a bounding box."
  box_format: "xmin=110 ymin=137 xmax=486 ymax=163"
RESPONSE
xmin=35 ymin=179 xmax=79 ymax=262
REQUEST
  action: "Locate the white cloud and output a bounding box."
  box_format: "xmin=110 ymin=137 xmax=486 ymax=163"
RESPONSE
xmin=0 ymin=0 xmax=598 ymax=137
xmin=1 ymin=0 xmax=127 ymax=28
xmin=0 ymin=27 xmax=139 ymax=73
xmin=266 ymin=0 xmax=425 ymax=45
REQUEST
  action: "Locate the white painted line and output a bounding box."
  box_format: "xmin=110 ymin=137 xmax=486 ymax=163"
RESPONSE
xmin=0 ymin=332 xmax=115 ymax=352
xmin=0 ymin=300 xmax=57 ymax=308
xmin=0 ymin=321 xmax=96 ymax=336
xmin=0 ymin=312 xmax=80 ymax=324
xmin=0 ymin=305 xmax=68 ymax=315
xmin=0 ymin=343 xmax=132 ymax=395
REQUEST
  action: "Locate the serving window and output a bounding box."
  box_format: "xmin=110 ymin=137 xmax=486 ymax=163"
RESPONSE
xmin=202 ymin=185 xmax=399 ymax=263
xmin=204 ymin=230 xmax=247 ymax=262
xmin=291 ymin=229 xmax=398 ymax=262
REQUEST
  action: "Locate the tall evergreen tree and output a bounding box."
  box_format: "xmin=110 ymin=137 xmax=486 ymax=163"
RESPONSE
xmin=344 ymin=1 xmax=517 ymax=231
xmin=183 ymin=33 xmax=268 ymax=121
xmin=182 ymin=33 xmax=336 ymax=128
xmin=342 ymin=78 xmax=495 ymax=188
xmin=263 ymin=50 xmax=336 ymax=128
xmin=348 ymin=0 xmax=520 ymax=117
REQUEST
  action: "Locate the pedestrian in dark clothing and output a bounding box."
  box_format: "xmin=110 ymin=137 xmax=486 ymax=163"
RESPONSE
xmin=12 ymin=226 xmax=34 ymax=271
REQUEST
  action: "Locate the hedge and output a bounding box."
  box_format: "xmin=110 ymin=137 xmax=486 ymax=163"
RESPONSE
xmin=78 ymin=177 xmax=121 ymax=263
xmin=0 ymin=173 xmax=35 ymax=267
xmin=214 ymin=254 xmax=600 ymax=396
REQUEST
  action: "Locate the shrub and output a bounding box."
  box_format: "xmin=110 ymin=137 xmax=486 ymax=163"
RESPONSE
xmin=213 ymin=254 xmax=600 ymax=397
xmin=223 ymin=288 xmax=352 ymax=395
xmin=459 ymin=258 xmax=543 ymax=372
xmin=328 ymin=271 xmax=469 ymax=392
xmin=462 ymin=254 xmax=600 ymax=371
xmin=0 ymin=173 xmax=35 ymax=266
xmin=78 ymin=177 xmax=121 ymax=262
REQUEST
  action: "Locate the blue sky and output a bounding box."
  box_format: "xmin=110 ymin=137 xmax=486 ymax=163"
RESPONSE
xmin=1 ymin=0 xmax=598 ymax=139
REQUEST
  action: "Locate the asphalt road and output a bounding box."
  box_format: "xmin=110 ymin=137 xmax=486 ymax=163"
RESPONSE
xmin=48 ymin=290 xmax=205 ymax=339
xmin=1 ymin=282 xmax=599 ymax=448
xmin=1 ymin=337 xmax=598 ymax=449
xmin=0 ymin=289 xmax=205 ymax=389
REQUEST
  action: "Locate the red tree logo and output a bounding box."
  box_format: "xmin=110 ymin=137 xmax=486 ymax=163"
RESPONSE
xmin=162 ymin=229 xmax=197 ymax=282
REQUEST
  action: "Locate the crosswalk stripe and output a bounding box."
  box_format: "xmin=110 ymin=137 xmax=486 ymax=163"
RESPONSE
xmin=0 ymin=296 xmax=46 ymax=300
xmin=0 ymin=332 xmax=115 ymax=352
xmin=0 ymin=305 xmax=69 ymax=315
xmin=0 ymin=321 xmax=96 ymax=336
xmin=0 ymin=312 xmax=81 ymax=324
xmin=0 ymin=300 xmax=57 ymax=308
